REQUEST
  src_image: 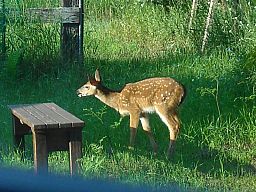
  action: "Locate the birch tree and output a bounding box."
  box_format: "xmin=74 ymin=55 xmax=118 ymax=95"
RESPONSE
xmin=188 ymin=0 xmax=198 ymax=31
xmin=201 ymin=0 xmax=216 ymax=53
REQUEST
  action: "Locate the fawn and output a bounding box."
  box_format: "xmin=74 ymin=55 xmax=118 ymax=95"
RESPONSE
xmin=77 ymin=69 xmax=186 ymax=158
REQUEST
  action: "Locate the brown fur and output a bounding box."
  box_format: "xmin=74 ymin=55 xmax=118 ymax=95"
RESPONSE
xmin=77 ymin=70 xmax=186 ymax=158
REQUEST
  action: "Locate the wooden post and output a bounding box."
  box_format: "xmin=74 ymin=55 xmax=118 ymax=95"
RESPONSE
xmin=61 ymin=0 xmax=84 ymax=63
xmin=3 ymin=1 xmax=84 ymax=63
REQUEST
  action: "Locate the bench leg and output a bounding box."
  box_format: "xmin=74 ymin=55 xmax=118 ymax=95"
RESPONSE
xmin=12 ymin=116 xmax=25 ymax=152
xmin=32 ymin=130 xmax=48 ymax=174
xmin=69 ymin=129 xmax=82 ymax=176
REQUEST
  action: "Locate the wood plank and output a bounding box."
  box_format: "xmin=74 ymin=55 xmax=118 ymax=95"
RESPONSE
xmin=44 ymin=103 xmax=84 ymax=127
xmin=34 ymin=103 xmax=72 ymax=128
xmin=9 ymin=105 xmax=46 ymax=129
xmin=9 ymin=103 xmax=84 ymax=129
xmin=27 ymin=7 xmax=80 ymax=24
xmin=23 ymin=105 xmax=58 ymax=129
xmin=61 ymin=7 xmax=80 ymax=24
xmin=6 ymin=7 xmax=80 ymax=24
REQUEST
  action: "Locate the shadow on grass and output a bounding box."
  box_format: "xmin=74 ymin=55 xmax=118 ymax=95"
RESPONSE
xmin=174 ymin=141 xmax=256 ymax=176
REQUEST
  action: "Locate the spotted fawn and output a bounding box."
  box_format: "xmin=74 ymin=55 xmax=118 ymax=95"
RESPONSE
xmin=77 ymin=69 xmax=186 ymax=158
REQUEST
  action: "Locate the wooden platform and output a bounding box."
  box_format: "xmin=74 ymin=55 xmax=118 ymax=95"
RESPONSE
xmin=9 ymin=103 xmax=85 ymax=175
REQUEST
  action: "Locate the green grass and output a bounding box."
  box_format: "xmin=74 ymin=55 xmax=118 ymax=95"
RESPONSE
xmin=1 ymin=0 xmax=256 ymax=191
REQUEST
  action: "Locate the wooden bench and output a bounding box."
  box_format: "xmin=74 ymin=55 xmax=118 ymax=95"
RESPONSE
xmin=9 ymin=103 xmax=85 ymax=175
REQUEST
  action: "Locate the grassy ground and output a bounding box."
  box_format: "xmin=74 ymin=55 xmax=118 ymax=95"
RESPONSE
xmin=1 ymin=0 xmax=256 ymax=191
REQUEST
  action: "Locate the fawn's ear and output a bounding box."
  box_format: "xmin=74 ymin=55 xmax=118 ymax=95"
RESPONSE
xmin=95 ymin=69 xmax=101 ymax=82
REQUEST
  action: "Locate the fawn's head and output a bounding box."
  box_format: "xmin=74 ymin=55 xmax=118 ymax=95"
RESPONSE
xmin=77 ymin=70 xmax=101 ymax=97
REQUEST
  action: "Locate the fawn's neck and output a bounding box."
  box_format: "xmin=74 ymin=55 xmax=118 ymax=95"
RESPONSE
xmin=94 ymin=85 xmax=120 ymax=110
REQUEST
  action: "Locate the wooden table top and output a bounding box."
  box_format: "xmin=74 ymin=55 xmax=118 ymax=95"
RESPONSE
xmin=9 ymin=103 xmax=84 ymax=129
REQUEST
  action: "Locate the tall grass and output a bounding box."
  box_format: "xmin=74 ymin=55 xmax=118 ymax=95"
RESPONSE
xmin=1 ymin=0 xmax=256 ymax=191
xmin=5 ymin=0 xmax=60 ymax=77
xmin=85 ymin=0 xmax=191 ymax=60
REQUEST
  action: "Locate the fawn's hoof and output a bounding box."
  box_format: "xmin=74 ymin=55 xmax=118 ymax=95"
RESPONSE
xmin=167 ymin=147 xmax=175 ymax=160
xmin=167 ymin=152 xmax=174 ymax=160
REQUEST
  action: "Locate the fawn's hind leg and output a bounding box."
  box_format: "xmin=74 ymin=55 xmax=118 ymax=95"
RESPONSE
xmin=140 ymin=113 xmax=158 ymax=153
xmin=156 ymin=107 xmax=180 ymax=158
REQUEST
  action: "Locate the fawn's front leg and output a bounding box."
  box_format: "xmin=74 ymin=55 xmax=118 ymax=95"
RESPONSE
xmin=140 ymin=113 xmax=158 ymax=153
xmin=129 ymin=111 xmax=140 ymax=149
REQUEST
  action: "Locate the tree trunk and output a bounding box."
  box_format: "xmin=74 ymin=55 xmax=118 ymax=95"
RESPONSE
xmin=188 ymin=0 xmax=198 ymax=31
xmin=60 ymin=0 xmax=84 ymax=63
xmin=201 ymin=0 xmax=216 ymax=53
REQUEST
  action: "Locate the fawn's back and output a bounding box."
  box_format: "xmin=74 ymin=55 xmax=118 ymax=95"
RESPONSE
xmin=117 ymin=77 xmax=185 ymax=115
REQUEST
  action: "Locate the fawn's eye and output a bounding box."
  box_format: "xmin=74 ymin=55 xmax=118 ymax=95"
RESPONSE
xmin=84 ymin=85 xmax=89 ymax=89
